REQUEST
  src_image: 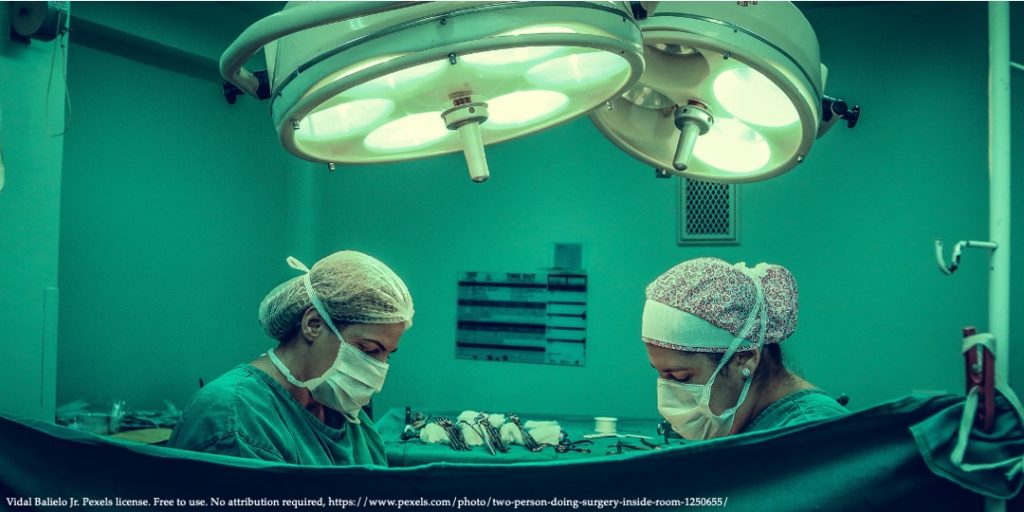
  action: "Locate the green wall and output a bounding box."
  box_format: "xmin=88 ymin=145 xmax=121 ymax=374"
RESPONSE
xmin=50 ymin=2 xmax=1022 ymax=421
xmin=57 ymin=41 xmax=301 ymax=410
xmin=0 ymin=4 xmax=68 ymax=420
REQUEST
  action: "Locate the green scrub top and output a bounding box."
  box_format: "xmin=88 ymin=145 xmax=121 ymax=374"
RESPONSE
xmin=167 ymin=364 xmax=387 ymax=466
xmin=742 ymin=388 xmax=850 ymax=434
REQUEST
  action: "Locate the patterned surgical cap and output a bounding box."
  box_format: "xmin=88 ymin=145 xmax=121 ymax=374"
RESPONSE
xmin=642 ymin=257 xmax=798 ymax=352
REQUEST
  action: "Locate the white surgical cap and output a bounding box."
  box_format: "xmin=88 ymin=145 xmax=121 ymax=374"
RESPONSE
xmin=642 ymin=257 xmax=798 ymax=352
xmin=258 ymin=250 xmax=414 ymax=341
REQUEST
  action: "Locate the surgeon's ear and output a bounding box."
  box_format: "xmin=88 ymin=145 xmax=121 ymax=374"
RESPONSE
xmin=300 ymin=307 xmax=324 ymax=343
xmin=733 ymin=350 xmax=761 ymax=379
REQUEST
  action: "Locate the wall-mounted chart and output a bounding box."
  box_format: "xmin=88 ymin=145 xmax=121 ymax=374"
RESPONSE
xmin=456 ymin=271 xmax=587 ymax=366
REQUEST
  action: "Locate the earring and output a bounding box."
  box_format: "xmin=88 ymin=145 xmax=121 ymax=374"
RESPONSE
xmin=741 ymin=368 xmax=752 ymax=379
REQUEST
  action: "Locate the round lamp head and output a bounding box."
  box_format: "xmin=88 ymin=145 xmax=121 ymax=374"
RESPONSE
xmin=264 ymin=1 xmax=645 ymax=180
xmin=589 ymin=1 xmax=825 ymax=183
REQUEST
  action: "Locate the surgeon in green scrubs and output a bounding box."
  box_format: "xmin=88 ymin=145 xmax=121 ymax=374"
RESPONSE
xmin=641 ymin=258 xmax=847 ymax=440
xmin=168 ymin=250 xmax=414 ymax=465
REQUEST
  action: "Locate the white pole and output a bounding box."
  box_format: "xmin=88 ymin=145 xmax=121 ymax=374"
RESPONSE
xmin=985 ymin=3 xmax=1010 ymax=510
xmin=988 ymin=2 xmax=1010 ymax=384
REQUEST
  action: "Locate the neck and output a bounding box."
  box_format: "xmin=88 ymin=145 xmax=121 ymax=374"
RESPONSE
xmin=736 ymin=370 xmax=812 ymax=433
xmin=253 ymin=338 xmax=317 ymax=407
xmin=273 ymin=337 xmax=318 ymax=381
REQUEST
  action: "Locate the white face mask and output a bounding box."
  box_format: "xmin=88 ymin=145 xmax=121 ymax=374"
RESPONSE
xmin=656 ymin=271 xmax=767 ymax=440
xmin=266 ymin=272 xmax=390 ymax=424
xmin=657 ymin=360 xmax=754 ymax=440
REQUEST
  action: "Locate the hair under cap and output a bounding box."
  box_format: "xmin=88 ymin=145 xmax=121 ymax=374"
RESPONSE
xmin=258 ymin=250 xmax=414 ymax=342
xmin=642 ymin=257 xmax=797 ymax=352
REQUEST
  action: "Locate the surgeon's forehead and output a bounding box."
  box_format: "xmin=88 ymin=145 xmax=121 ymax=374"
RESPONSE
xmin=648 ymin=344 xmax=708 ymax=371
xmin=349 ymin=323 xmax=403 ymax=346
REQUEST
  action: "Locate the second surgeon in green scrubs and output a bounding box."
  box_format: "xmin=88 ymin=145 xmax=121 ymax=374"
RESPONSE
xmin=642 ymin=258 xmax=847 ymax=440
xmin=168 ymin=250 xmax=414 ymax=465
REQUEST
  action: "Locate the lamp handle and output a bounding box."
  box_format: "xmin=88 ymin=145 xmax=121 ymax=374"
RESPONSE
xmin=220 ymin=2 xmax=414 ymax=97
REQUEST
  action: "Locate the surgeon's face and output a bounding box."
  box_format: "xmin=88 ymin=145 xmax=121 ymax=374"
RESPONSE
xmin=646 ymin=343 xmax=750 ymax=416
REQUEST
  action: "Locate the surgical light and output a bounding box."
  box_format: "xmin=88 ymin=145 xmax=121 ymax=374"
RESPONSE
xmin=221 ymin=1 xmax=645 ymax=182
xmin=589 ymin=2 xmax=828 ymax=183
xmin=302 ymin=99 xmax=395 ymax=140
xmin=487 ymin=91 xmax=569 ymax=128
xmin=693 ymin=118 xmax=772 ymax=173
xmin=365 ymin=112 xmax=452 ymax=152
xmin=713 ymin=68 xmax=800 ymax=128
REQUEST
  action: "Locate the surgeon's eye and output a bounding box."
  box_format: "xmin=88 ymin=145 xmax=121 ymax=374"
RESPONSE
xmin=670 ymin=373 xmax=691 ymax=383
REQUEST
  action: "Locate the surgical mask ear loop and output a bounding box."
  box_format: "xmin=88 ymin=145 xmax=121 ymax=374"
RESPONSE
xmin=709 ymin=281 xmax=766 ymax=383
xmin=287 ymin=256 xmax=346 ymax=343
xmin=705 ymin=270 xmax=768 ymax=414
xmin=267 ymin=256 xmax=348 ymax=389
xmin=266 ymin=348 xmax=313 ymax=388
